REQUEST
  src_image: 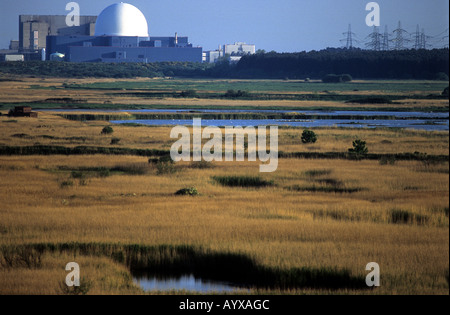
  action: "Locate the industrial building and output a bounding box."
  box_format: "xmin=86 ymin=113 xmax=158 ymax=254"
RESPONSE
xmin=19 ymin=15 xmax=97 ymax=52
xmin=2 ymin=3 xmax=202 ymax=63
xmin=45 ymin=3 xmax=202 ymax=63
xmin=1 ymin=15 xmax=96 ymax=61
xmin=204 ymin=42 xmax=256 ymax=63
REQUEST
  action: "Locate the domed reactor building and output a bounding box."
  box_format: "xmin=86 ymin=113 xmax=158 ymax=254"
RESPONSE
xmin=46 ymin=3 xmax=202 ymax=62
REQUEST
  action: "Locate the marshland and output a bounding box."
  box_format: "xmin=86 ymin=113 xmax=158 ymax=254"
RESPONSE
xmin=0 ymin=76 xmax=448 ymax=294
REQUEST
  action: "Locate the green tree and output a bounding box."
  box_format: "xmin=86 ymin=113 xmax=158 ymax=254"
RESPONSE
xmin=348 ymin=139 xmax=368 ymax=155
xmin=101 ymin=126 xmax=114 ymax=135
xmin=301 ymin=130 xmax=318 ymax=144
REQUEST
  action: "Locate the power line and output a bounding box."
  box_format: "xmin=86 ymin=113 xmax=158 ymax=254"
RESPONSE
xmin=381 ymin=25 xmax=390 ymax=51
xmin=340 ymin=24 xmax=359 ymax=49
xmin=365 ymin=26 xmax=381 ymax=51
xmin=392 ymin=21 xmax=410 ymax=50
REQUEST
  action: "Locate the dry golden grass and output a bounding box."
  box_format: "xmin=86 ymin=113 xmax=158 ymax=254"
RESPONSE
xmin=0 ymin=81 xmax=448 ymax=295
xmin=0 ymin=115 xmax=448 ymax=294
xmin=0 ymin=77 xmax=447 ymax=109
xmin=0 ymin=112 xmax=448 ymax=155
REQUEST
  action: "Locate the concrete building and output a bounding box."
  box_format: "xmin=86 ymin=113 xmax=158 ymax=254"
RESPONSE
xmin=45 ymin=3 xmax=202 ymax=63
xmin=203 ymin=49 xmax=224 ymax=63
xmin=19 ymin=15 xmax=97 ymax=51
xmin=204 ymin=42 xmax=256 ymax=63
xmin=223 ymin=42 xmax=256 ymax=56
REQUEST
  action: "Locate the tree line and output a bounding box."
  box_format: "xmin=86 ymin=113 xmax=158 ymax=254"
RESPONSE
xmin=0 ymin=48 xmax=448 ymax=80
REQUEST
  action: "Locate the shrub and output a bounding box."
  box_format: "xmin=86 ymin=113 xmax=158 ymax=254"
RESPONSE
xmin=180 ymin=90 xmax=198 ymax=98
xmin=101 ymin=126 xmax=114 ymax=135
xmin=301 ymin=130 xmax=317 ymax=144
xmin=149 ymin=155 xmax=177 ymax=175
xmin=224 ymin=89 xmax=250 ymax=98
xmin=175 ymin=187 xmax=199 ymax=196
xmin=340 ymin=74 xmax=353 ymax=82
xmin=348 ymin=139 xmax=368 ymax=155
xmin=110 ymin=137 xmax=121 ymax=145
xmin=60 ymin=180 xmax=74 ymax=188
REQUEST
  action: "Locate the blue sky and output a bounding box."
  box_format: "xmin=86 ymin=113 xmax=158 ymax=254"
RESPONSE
xmin=0 ymin=0 xmax=448 ymax=51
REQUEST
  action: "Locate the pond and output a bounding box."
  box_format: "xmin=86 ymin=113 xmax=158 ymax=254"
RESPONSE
xmin=132 ymin=273 xmax=250 ymax=293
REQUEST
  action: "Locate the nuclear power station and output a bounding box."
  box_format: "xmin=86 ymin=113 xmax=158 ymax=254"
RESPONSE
xmin=0 ymin=2 xmax=259 ymax=63
xmin=46 ymin=3 xmax=202 ymax=62
xmin=3 ymin=3 xmax=202 ymax=63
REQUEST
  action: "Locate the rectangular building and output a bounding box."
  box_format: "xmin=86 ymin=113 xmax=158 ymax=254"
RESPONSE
xmin=19 ymin=15 xmax=97 ymax=51
xmin=46 ymin=35 xmax=202 ymax=63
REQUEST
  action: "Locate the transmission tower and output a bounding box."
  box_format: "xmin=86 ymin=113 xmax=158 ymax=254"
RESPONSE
xmin=414 ymin=25 xmax=422 ymax=49
xmin=340 ymin=24 xmax=357 ymax=49
xmin=365 ymin=26 xmax=381 ymax=51
xmin=392 ymin=21 xmax=409 ymax=50
xmin=381 ymin=25 xmax=390 ymax=50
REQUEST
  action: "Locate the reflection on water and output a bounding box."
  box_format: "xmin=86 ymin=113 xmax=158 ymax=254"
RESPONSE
xmin=111 ymin=118 xmax=449 ymax=131
xmin=133 ymin=274 xmax=249 ymax=293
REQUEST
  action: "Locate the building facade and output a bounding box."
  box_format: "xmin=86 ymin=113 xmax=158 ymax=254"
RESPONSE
xmin=46 ymin=35 xmax=202 ymax=63
xmin=19 ymin=15 xmax=97 ymax=52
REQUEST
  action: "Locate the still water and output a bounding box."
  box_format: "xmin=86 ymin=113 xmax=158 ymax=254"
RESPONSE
xmin=40 ymin=108 xmax=449 ymax=131
xmin=111 ymin=118 xmax=449 ymax=131
xmin=133 ymin=274 xmax=249 ymax=293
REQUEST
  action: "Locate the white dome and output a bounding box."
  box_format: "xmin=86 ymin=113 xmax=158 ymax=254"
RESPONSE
xmin=94 ymin=3 xmax=149 ymax=37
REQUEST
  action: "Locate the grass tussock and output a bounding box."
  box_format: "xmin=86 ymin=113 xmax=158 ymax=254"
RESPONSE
xmin=212 ymin=175 xmax=274 ymax=188
xmin=390 ymin=209 xmax=429 ymax=225
xmin=288 ymin=185 xmax=363 ymax=194
xmin=302 ymin=169 xmax=333 ymax=178
xmin=175 ymin=187 xmax=199 ymax=196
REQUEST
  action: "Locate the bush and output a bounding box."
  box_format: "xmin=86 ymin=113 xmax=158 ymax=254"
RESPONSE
xmin=101 ymin=126 xmax=114 ymax=135
xmin=348 ymin=139 xmax=368 ymax=155
xmin=301 ymin=130 xmax=317 ymax=144
xmin=59 ymin=180 xmax=74 ymax=188
xmin=224 ymin=89 xmax=250 ymax=98
xmin=340 ymin=74 xmax=353 ymax=82
xmin=149 ymin=155 xmax=177 ymax=175
xmin=110 ymin=137 xmax=121 ymax=145
xmin=175 ymin=187 xmax=199 ymax=196
xmin=180 ymin=90 xmax=198 ymax=98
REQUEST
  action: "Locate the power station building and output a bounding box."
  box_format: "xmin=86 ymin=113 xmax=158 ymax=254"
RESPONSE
xmin=45 ymin=3 xmax=202 ymax=63
xmin=19 ymin=15 xmax=97 ymax=52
